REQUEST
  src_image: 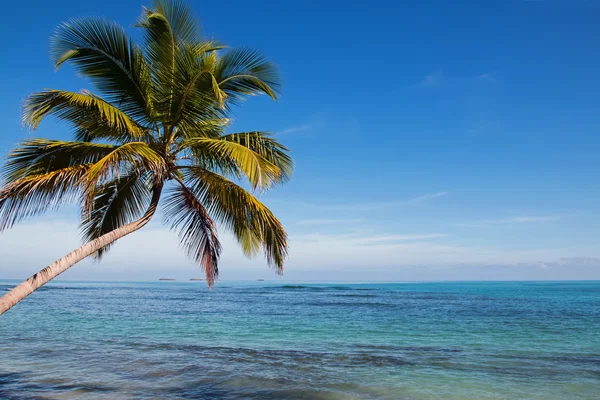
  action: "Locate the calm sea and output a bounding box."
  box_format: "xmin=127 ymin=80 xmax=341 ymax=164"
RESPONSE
xmin=0 ymin=280 xmax=599 ymax=399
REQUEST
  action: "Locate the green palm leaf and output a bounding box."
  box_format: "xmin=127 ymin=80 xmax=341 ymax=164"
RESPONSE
xmin=137 ymin=0 xmax=219 ymax=126
xmin=0 ymin=164 xmax=91 ymax=231
xmin=138 ymin=0 xmax=200 ymax=46
xmin=81 ymin=171 xmax=153 ymax=259
xmin=82 ymin=142 xmax=166 ymax=211
xmin=220 ymin=132 xmax=293 ymax=182
xmin=23 ymin=90 xmax=149 ymax=142
xmin=51 ymin=17 xmax=152 ymax=121
xmin=163 ymin=183 xmax=221 ymax=285
xmin=181 ymin=167 xmax=288 ymax=272
xmin=177 ymin=138 xmax=284 ymax=189
xmin=3 ymin=139 xmax=119 ymax=183
xmin=215 ymin=47 xmax=281 ymax=103
xmin=170 ymin=44 xmax=227 ymax=129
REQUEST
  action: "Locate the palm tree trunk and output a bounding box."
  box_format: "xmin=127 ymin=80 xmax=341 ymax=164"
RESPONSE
xmin=0 ymin=186 xmax=163 ymax=317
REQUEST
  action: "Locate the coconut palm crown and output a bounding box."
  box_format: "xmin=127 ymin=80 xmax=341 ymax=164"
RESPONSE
xmin=0 ymin=0 xmax=292 ymax=314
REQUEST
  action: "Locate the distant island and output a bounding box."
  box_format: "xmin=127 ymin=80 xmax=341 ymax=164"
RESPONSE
xmin=189 ymin=278 xmax=204 ymax=281
xmin=158 ymin=278 xmax=176 ymax=281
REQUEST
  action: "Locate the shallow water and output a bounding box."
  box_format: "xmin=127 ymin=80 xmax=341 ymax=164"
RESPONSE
xmin=0 ymin=281 xmax=599 ymax=399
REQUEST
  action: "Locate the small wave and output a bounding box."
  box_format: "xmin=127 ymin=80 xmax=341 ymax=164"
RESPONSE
xmin=121 ymin=341 xmax=413 ymax=368
xmin=267 ymin=285 xmax=377 ymax=292
xmin=355 ymin=344 xmax=462 ymax=353
xmin=304 ymin=301 xmax=394 ymax=308
xmin=34 ymin=286 xmax=92 ymax=292
xmin=279 ymin=285 xmax=310 ymax=289
xmin=267 ymin=285 xmax=329 ymax=292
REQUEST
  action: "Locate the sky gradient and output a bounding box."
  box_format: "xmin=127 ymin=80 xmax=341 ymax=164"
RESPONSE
xmin=0 ymin=0 xmax=599 ymax=281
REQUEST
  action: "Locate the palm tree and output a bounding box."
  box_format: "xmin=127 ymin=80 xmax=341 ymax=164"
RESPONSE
xmin=0 ymin=0 xmax=292 ymax=316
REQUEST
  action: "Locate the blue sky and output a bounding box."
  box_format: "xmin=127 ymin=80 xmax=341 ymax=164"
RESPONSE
xmin=0 ymin=0 xmax=599 ymax=281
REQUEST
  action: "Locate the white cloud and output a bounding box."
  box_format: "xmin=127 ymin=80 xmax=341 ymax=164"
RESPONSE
xmin=297 ymin=218 xmax=364 ymax=226
xmin=458 ymin=215 xmax=563 ymax=227
xmin=1 ymin=216 xmax=597 ymax=282
xmin=296 ymin=191 xmax=448 ymax=211
xmin=394 ymin=191 xmax=448 ymax=205
xmin=285 ymin=231 xmax=584 ymax=270
xmin=418 ymin=71 xmax=445 ymax=87
xmin=279 ymin=124 xmax=314 ymax=135
xmin=357 ymin=234 xmax=448 ymax=243
xmin=415 ymin=71 xmax=498 ymax=88
xmin=511 ymin=216 xmax=561 ymax=222
xmin=342 ymin=191 xmax=448 ymax=210
xmin=0 ymin=218 xmax=261 ymax=279
xmin=292 ymin=233 xmax=448 ymax=245
xmin=476 ymin=72 xmax=497 ymax=83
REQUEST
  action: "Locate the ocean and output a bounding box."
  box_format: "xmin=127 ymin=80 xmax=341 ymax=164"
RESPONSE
xmin=0 ymin=281 xmax=598 ymax=399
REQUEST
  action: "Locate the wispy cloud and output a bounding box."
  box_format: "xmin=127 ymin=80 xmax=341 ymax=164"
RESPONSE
xmin=293 ymin=232 xmax=448 ymax=246
xmin=396 ymin=191 xmax=448 ymax=205
xmin=509 ymin=216 xmax=561 ymax=223
xmin=475 ymin=72 xmax=497 ymax=83
xmin=341 ymin=191 xmax=448 ymax=211
xmin=458 ymin=215 xmax=563 ymax=228
xmin=294 ymin=191 xmax=449 ymax=211
xmin=2 ymin=218 xmax=598 ymax=281
xmin=356 ymin=233 xmax=448 ymax=244
xmin=414 ymin=71 xmax=497 ymax=88
xmin=418 ymin=70 xmax=445 ymax=87
xmin=279 ymin=124 xmax=314 ymax=135
xmin=297 ymin=218 xmax=364 ymax=226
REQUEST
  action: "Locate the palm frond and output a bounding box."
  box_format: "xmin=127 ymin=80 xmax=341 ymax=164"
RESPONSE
xmin=177 ymin=138 xmax=284 ymax=189
xmin=136 ymin=6 xmax=177 ymax=123
xmin=170 ymin=44 xmax=227 ymax=128
xmin=215 ymin=48 xmax=281 ymax=103
xmin=23 ymin=90 xmax=149 ymax=142
xmin=163 ymin=182 xmax=221 ymax=285
xmin=81 ymin=171 xmax=153 ymax=259
xmin=0 ymin=164 xmax=90 ymax=231
xmin=51 ymin=17 xmax=152 ymax=121
xmin=3 ymin=139 xmax=118 ymax=183
xmin=181 ymin=167 xmax=287 ymax=272
xmin=139 ymin=0 xmax=200 ymax=45
xmin=220 ymin=132 xmax=293 ymax=182
xmin=175 ymin=118 xmax=230 ymax=141
xmin=174 ymin=89 xmax=226 ymax=135
xmin=137 ymin=0 xmax=210 ymax=125
xmin=82 ymin=142 xmax=166 ymax=212
xmin=137 ymin=5 xmax=276 ymax=125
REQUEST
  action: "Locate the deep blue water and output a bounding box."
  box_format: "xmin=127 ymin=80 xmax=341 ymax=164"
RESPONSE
xmin=0 ymin=281 xmax=599 ymax=399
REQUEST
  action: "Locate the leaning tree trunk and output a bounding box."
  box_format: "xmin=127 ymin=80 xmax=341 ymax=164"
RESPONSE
xmin=0 ymin=186 xmax=162 ymax=316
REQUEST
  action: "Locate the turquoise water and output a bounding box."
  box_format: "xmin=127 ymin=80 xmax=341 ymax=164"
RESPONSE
xmin=0 ymin=281 xmax=599 ymax=399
